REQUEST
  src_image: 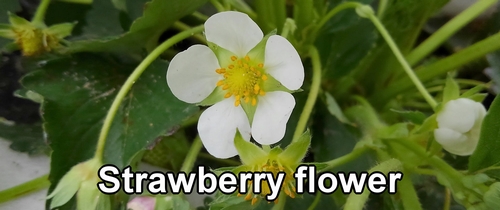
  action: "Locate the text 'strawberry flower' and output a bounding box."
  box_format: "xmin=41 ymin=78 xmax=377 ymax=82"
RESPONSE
xmin=166 ymin=11 xmax=304 ymax=158
xmin=434 ymin=98 xmax=487 ymax=156
xmin=0 ymin=12 xmax=74 ymax=56
xmin=229 ymin=131 xmax=310 ymax=205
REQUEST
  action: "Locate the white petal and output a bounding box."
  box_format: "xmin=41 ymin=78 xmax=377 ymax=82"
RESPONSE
xmin=434 ymin=127 xmax=474 ymax=156
xmin=197 ymin=98 xmax=251 ymax=158
xmin=436 ymin=98 xmax=478 ymax=133
xmin=204 ymin=11 xmax=263 ymax=57
xmin=264 ymin=35 xmax=304 ymax=90
xmin=252 ymin=91 xmax=295 ymax=145
xmin=166 ymin=45 xmax=221 ymax=103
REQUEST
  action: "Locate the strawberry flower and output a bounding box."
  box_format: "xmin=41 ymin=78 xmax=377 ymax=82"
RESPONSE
xmin=166 ymin=11 xmax=304 ymax=158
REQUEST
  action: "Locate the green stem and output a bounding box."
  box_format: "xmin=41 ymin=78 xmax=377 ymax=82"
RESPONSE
xmin=210 ymin=0 xmax=226 ymax=12
xmin=198 ymin=153 xmax=240 ymax=165
xmin=292 ymin=46 xmax=321 ymax=142
xmin=373 ymin=30 xmax=500 ymax=105
xmin=31 ymin=0 xmax=51 ymax=25
xmin=344 ymin=159 xmax=402 ymax=210
xmin=307 ymin=194 xmax=321 ymax=210
xmin=314 ymin=2 xmax=362 ymax=36
xmin=93 ymin=25 xmax=204 ymax=161
xmin=191 ymin=11 xmax=208 ymax=21
xmin=281 ymin=18 xmax=295 ymax=39
xmin=0 ymin=174 xmax=50 ymax=203
xmin=180 ymin=136 xmax=203 ymax=173
xmin=320 ymin=145 xmax=370 ymax=172
xmin=398 ymin=171 xmax=423 ymax=210
xmin=365 ymin=11 xmax=438 ymax=108
xmin=406 ymin=0 xmax=498 ymax=66
xmin=377 ymin=0 xmax=388 ymax=18
xmin=443 ymin=188 xmax=451 ymax=210
xmin=172 ymin=21 xmax=206 ymax=44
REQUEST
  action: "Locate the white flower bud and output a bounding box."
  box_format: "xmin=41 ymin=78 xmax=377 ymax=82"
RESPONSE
xmin=434 ymin=98 xmax=487 ymax=156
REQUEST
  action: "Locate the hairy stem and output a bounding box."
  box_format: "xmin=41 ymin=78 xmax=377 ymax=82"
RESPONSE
xmin=292 ymin=46 xmax=321 ymax=142
xmin=31 ymin=0 xmax=51 ymax=25
xmin=94 ymin=25 xmax=204 ymax=161
xmin=365 ymin=11 xmax=438 ymax=108
xmin=320 ymin=145 xmax=371 ymax=172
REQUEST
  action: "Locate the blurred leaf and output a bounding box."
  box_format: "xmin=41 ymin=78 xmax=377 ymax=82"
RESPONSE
xmin=377 ymin=123 xmax=409 ymax=139
xmin=209 ymin=194 xmax=247 ymax=210
xmin=469 ymin=95 xmax=500 ymax=179
xmin=285 ymin=194 xmax=338 ymax=210
xmin=0 ymin=119 xmax=48 ymax=155
xmin=142 ymin=131 xmax=190 ymax=171
xmin=77 ymin=0 xmax=124 ymax=39
xmin=21 ymin=53 xmax=197 ymax=207
xmin=67 ymin=0 xmax=207 ymax=53
xmin=311 ymin=102 xmax=374 ymax=172
xmin=486 ymin=51 xmax=500 ymax=94
xmin=390 ymin=109 xmax=427 ymax=125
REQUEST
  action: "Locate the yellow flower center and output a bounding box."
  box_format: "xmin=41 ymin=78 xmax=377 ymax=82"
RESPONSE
xmin=215 ymin=55 xmax=268 ymax=107
xmin=238 ymin=158 xmax=297 ymax=205
xmin=14 ymin=27 xmax=44 ymax=56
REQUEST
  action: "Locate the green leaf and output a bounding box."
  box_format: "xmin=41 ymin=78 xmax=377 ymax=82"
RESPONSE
xmin=390 ymin=109 xmax=427 ymax=125
xmin=317 ymin=17 xmax=377 ymax=79
xmin=209 ymin=194 xmax=247 ymax=210
xmin=46 ymin=22 xmax=77 ymax=38
xmin=21 ymin=53 xmax=198 ymax=207
xmin=486 ymin=51 xmax=500 ymax=94
xmin=442 ymin=75 xmax=460 ymax=103
xmin=484 ymin=182 xmax=500 ymax=209
xmin=67 ymin=0 xmax=207 ymax=53
xmin=469 ymin=95 xmax=500 ymax=178
xmin=0 ymin=119 xmax=48 ymax=155
xmin=416 ymin=114 xmax=437 ymax=134
xmin=234 ymin=131 xmax=267 ymax=165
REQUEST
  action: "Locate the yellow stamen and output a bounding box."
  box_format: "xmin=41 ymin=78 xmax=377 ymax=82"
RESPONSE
xmin=245 ymin=193 xmax=252 ymax=201
xmin=258 ymin=63 xmax=264 ymax=68
xmin=262 ymin=74 xmax=268 ymax=80
xmin=224 ymin=92 xmax=232 ymax=98
xmin=251 ymin=197 xmax=258 ymax=205
xmin=228 ymin=65 xmax=234 ymax=69
xmin=245 ymin=55 xmax=250 ymax=61
xmin=252 ymin=98 xmax=257 ymax=106
xmin=260 ymin=90 xmax=266 ymax=96
xmin=216 ymin=80 xmax=224 ymax=86
xmin=234 ymin=95 xmax=241 ymax=107
xmin=231 ymin=56 xmax=237 ymax=61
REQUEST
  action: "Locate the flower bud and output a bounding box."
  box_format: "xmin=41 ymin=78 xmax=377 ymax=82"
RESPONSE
xmin=434 ymin=98 xmax=486 ymax=156
xmin=127 ymin=196 xmax=157 ymax=210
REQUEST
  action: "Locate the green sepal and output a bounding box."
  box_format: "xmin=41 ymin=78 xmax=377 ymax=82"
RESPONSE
xmin=45 ymin=22 xmax=77 ymax=39
xmin=207 ymin=41 xmax=236 ymax=68
xmin=8 ymin=12 xmax=31 ymax=27
xmin=246 ymin=29 xmax=277 ymax=63
xmin=234 ymin=131 xmax=267 ymax=165
xmin=262 ymin=73 xmax=294 ymax=93
xmin=377 ymin=123 xmax=409 ymax=139
xmin=466 ymin=93 xmax=487 ymax=103
xmin=0 ymin=24 xmax=15 ymax=39
xmin=279 ymin=130 xmax=311 ymax=166
xmin=461 ymin=85 xmax=486 ymax=98
xmin=47 ymin=167 xmax=82 ymax=209
xmin=416 ymin=114 xmax=437 ymax=134
xmin=240 ymin=96 xmax=257 ymax=123
xmin=77 ymin=178 xmax=101 ymax=210
xmin=197 ymin=86 xmax=225 ymax=106
xmin=211 ymin=166 xmax=239 ymax=176
xmin=442 ymin=74 xmax=460 ymax=103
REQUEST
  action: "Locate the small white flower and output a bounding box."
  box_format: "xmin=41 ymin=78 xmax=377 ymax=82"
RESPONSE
xmin=166 ymin=11 xmax=304 ymax=158
xmin=434 ymin=98 xmax=487 ymax=156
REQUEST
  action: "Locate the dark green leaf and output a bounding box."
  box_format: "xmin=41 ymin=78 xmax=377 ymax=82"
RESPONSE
xmin=469 ymin=95 xmax=500 ymax=178
xmin=0 ymin=119 xmax=48 ymax=155
xmin=21 ymin=53 xmax=197 ymax=207
xmin=67 ymin=0 xmax=207 ymax=53
xmin=486 ymin=51 xmax=500 ymax=94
